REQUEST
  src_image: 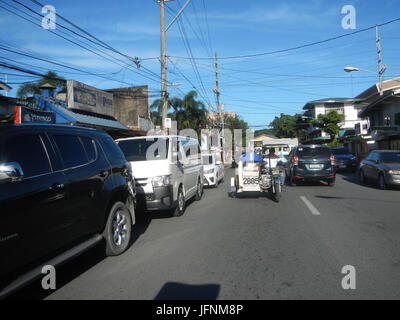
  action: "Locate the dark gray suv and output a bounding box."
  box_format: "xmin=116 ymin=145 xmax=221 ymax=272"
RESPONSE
xmin=285 ymin=145 xmax=336 ymax=186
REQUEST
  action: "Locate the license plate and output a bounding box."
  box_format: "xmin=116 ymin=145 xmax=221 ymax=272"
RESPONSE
xmin=309 ymin=164 xmax=322 ymax=169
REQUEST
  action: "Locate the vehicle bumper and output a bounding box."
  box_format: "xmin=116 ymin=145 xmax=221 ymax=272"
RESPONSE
xmin=204 ymin=173 xmax=216 ymax=186
xmin=293 ymin=167 xmax=336 ymax=181
xmin=136 ymin=185 xmax=175 ymax=211
xmin=334 ymin=160 xmax=357 ymax=170
xmin=386 ymin=174 xmax=400 ymax=186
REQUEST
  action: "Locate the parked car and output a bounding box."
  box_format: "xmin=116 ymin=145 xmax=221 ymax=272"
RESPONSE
xmin=0 ymin=124 xmax=136 ymax=298
xmin=202 ymin=153 xmax=224 ymax=187
xmin=116 ymin=135 xmax=203 ymax=217
xmin=285 ymin=145 xmax=336 ymax=186
xmin=330 ymin=147 xmax=358 ymax=172
xmin=359 ymin=150 xmax=400 ymax=189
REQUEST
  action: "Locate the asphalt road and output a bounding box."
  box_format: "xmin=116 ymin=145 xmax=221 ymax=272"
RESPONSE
xmin=11 ymin=168 xmax=400 ymax=300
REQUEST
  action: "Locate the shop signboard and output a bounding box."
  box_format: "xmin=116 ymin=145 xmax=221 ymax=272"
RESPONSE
xmin=67 ymin=80 xmax=114 ymax=117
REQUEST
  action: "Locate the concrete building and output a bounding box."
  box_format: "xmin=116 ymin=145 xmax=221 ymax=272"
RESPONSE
xmin=106 ymin=86 xmax=152 ymax=132
xmin=207 ymin=111 xmax=236 ymax=123
xmin=359 ymin=87 xmax=400 ymax=151
xmin=302 ymin=98 xmax=369 ymax=142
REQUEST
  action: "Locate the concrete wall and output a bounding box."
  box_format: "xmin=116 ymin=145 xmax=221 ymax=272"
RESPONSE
xmin=106 ymin=86 xmax=150 ymax=129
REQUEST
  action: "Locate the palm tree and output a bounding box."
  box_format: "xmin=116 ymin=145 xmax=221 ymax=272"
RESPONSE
xmin=150 ymin=91 xmax=207 ymax=134
xmin=17 ymin=71 xmax=66 ymax=98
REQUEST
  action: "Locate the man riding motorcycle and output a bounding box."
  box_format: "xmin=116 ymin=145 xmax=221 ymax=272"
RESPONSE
xmin=263 ymin=148 xmax=286 ymax=190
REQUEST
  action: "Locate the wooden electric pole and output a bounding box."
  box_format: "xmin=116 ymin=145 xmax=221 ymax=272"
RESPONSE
xmin=376 ymin=25 xmax=386 ymax=96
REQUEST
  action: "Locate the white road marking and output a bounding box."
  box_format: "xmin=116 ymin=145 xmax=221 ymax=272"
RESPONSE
xmin=300 ymin=196 xmax=321 ymax=216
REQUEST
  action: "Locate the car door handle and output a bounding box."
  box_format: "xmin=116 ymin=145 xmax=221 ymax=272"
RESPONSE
xmin=50 ymin=183 xmax=65 ymax=191
xmin=100 ymin=170 xmax=109 ymax=178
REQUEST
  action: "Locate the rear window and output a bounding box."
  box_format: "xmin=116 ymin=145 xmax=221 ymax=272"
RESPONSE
xmin=100 ymin=136 xmax=127 ymax=164
xmin=53 ymin=135 xmax=88 ymax=168
xmin=80 ymin=137 xmax=97 ymax=162
xmin=297 ymin=147 xmax=331 ymax=159
xmin=331 ymin=148 xmax=350 ymax=155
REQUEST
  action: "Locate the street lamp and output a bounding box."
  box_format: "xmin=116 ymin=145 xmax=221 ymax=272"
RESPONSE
xmin=344 ymin=66 xmax=387 ymax=96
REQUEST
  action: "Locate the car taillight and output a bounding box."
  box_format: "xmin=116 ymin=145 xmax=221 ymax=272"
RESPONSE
xmin=331 ymin=155 xmax=335 ymax=165
xmin=294 ymin=156 xmax=299 ymax=165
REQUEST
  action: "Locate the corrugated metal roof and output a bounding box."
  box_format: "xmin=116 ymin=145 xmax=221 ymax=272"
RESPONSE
xmin=35 ymin=95 xmax=129 ymax=131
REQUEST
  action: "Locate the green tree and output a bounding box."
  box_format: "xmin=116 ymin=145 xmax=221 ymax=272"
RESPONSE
xmin=311 ymin=110 xmax=345 ymax=141
xmin=150 ymin=91 xmax=208 ymax=135
xmin=17 ymin=71 xmax=66 ymax=98
xmin=269 ymin=113 xmax=301 ymax=138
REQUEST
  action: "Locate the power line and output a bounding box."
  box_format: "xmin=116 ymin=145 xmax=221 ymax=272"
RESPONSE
xmin=168 ymin=16 xmax=400 ymax=60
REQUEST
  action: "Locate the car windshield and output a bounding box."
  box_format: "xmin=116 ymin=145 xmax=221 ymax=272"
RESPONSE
xmin=380 ymin=152 xmax=400 ymax=164
xmin=298 ymin=147 xmax=331 ymax=159
xmin=202 ymin=155 xmax=214 ymax=165
xmin=117 ymin=138 xmax=169 ymax=162
xmin=331 ymin=148 xmax=350 ymax=155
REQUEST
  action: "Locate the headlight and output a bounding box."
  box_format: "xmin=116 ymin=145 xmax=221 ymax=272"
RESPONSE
xmin=388 ymin=170 xmax=400 ymax=175
xmin=152 ymin=175 xmax=172 ymax=187
xmin=205 ymin=168 xmax=215 ymax=174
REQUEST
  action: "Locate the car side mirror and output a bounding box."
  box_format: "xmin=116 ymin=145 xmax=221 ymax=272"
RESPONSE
xmin=0 ymin=162 xmax=24 ymax=183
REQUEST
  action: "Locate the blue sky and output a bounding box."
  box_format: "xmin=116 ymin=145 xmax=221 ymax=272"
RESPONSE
xmin=1 ymin=0 xmax=400 ymax=127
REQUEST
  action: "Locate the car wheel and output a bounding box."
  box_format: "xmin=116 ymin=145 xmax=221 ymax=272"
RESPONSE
xmin=195 ymin=178 xmax=203 ymax=200
xmin=290 ymin=173 xmax=297 ymax=186
xmin=103 ymin=201 xmax=132 ymax=256
xmin=172 ymin=187 xmax=186 ymax=217
xmin=360 ymin=169 xmax=367 ymax=185
xmin=378 ymin=173 xmax=387 ymax=190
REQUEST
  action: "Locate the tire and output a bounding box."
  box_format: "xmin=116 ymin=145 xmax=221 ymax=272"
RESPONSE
xmin=195 ymin=178 xmax=203 ymax=200
xmin=289 ymin=173 xmax=297 ymax=186
xmin=103 ymin=201 xmax=132 ymax=256
xmin=327 ymin=179 xmax=335 ymax=187
xmin=378 ymin=173 xmax=387 ymax=190
xmin=172 ymin=186 xmax=185 ymax=217
xmin=273 ymin=182 xmax=281 ymax=202
xmin=360 ymin=169 xmax=367 ymax=185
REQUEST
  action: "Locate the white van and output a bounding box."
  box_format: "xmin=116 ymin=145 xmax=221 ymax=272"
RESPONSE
xmin=116 ymin=135 xmax=204 ymax=217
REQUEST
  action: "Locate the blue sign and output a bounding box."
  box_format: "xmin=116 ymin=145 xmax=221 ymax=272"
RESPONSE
xmin=19 ymin=107 xmax=56 ymax=124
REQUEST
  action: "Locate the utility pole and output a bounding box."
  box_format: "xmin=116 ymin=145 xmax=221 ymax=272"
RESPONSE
xmin=215 ymin=52 xmax=220 ymax=114
xmin=214 ymin=52 xmax=225 ymax=163
xmin=4 ymin=74 xmax=8 ymax=97
xmin=160 ymin=0 xmax=167 ymax=133
xmin=376 ymin=25 xmax=386 ymax=96
xmin=159 ymin=0 xmax=192 ymax=133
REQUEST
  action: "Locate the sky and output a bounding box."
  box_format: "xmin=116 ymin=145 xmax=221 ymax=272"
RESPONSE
xmin=1 ymin=0 xmax=400 ymax=128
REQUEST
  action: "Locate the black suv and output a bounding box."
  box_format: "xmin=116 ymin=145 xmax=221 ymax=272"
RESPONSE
xmin=0 ymin=124 xmax=136 ymax=298
xmin=286 ymin=145 xmax=336 ymax=186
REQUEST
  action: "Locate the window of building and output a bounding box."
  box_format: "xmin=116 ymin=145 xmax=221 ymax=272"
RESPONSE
xmin=395 ymin=113 xmax=400 ymax=126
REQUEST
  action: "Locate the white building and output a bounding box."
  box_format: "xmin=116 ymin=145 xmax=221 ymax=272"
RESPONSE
xmin=302 ymin=98 xmax=369 ymax=142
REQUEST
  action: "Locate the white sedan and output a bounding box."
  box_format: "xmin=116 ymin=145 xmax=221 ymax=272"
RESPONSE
xmin=202 ymin=154 xmax=224 ymax=187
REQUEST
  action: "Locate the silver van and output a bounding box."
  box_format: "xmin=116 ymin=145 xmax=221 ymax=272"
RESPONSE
xmin=116 ymin=135 xmax=204 ymax=216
